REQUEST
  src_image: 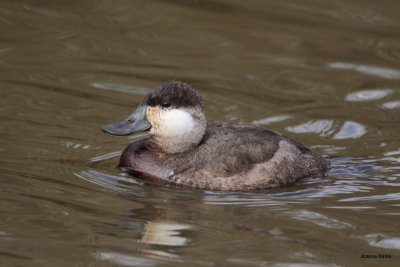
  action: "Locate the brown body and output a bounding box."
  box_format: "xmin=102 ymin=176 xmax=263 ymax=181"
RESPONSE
xmin=102 ymin=81 xmax=330 ymax=191
xmin=119 ymin=122 xmax=329 ymax=191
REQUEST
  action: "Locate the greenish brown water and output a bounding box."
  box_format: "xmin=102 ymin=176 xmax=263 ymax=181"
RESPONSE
xmin=1 ymin=0 xmax=400 ymax=266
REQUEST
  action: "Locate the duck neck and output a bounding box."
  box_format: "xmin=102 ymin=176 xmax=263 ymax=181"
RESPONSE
xmin=148 ymin=113 xmax=207 ymax=154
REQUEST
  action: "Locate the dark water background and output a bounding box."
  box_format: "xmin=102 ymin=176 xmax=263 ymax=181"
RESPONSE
xmin=1 ymin=0 xmax=400 ymax=266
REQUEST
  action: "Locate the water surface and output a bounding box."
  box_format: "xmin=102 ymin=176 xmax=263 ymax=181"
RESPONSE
xmin=1 ymin=0 xmax=400 ymax=266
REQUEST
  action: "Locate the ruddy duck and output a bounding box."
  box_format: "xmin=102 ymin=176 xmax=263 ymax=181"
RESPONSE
xmin=102 ymin=80 xmax=329 ymax=191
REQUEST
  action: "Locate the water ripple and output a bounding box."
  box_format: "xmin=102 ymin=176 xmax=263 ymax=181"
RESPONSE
xmin=345 ymin=89 xmax=392 ymax=102
xmin=382 ymin=100 xmax=400 ymax=109
xmin=285 ymin=209 xmax=355 ymax=229
xmin=74 ymin=170 xmax=143 ymax=192
xmin=328 ymin=62 xmax=400 ymax=79
xmin=227 ymin=258 xmax=340 ymax=267
xmin=286 ymin=120 xmax=335 ymax=136
xmin=90 ymin=82 xmax=151 ymax=95
xmin=328 ymin=157 xmax=382 ymax=175
xmin=384 ymin=150 xmax=400 ymax=156
xmin=96 ymin=252 xmax=155 ymax=266
xmin=253 ymin=115 xmax=292 ymax=125
xmin=203 ymin=194 xmax=290 ymax=207
xmin=90 ymin=151 xmax=121 ymax=162
xmin=333 ymin=121 xmax=366 ymax=139
xmin=286 ymin=120 xmax=366 ymax=139
xmin=363 ymin=233 xmax=400 ymax=250
xmin=339 ymin=192 xmax=400 ymax=202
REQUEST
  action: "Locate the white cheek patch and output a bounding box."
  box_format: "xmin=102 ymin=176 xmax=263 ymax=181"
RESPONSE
xmin=155 ymin=109 xmax=195 ymax=137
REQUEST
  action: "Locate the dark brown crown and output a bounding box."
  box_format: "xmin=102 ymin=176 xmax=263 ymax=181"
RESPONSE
xmin=143 ymin=80 xmax=203 ymax=110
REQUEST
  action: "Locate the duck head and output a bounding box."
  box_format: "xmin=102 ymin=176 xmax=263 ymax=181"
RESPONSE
xmin=102 ymin=80 xmax=207 ymax=154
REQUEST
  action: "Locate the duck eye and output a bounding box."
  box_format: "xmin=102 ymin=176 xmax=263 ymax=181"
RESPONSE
xmin=162 ymin=101 xmax=171 ymax=108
